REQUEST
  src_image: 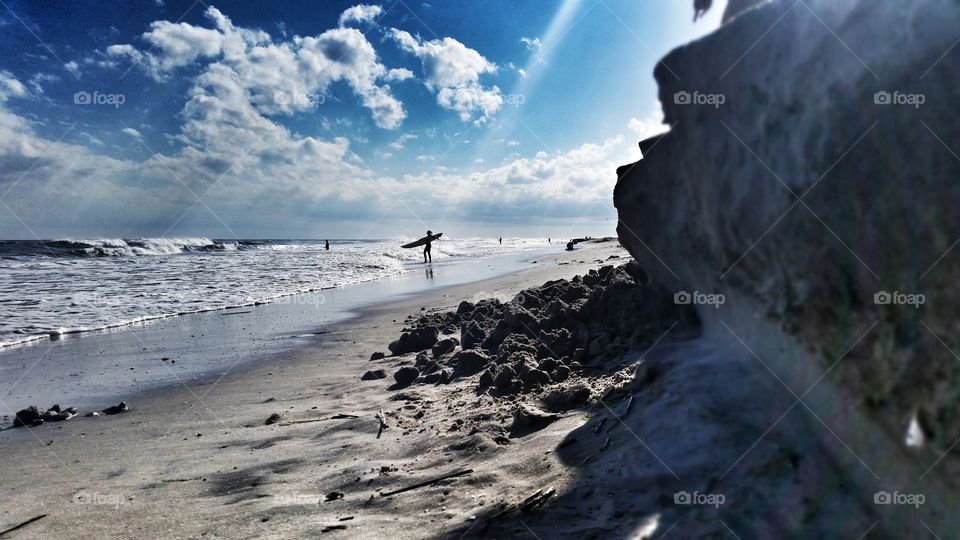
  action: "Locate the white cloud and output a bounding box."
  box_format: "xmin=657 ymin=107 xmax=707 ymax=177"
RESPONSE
xmin=64 ymin=61 xmax=81 ymax=76
xmin=389 ymin=132 xmax=417 ymax=150
xmin=385 ymin=67 xmax=414 ymax=82
xmin=627 ymin=105 xmax=669 ymax=141
xmin=28 ymin=72 xmax=59 ymax=94
xmin=0 ymin=71 xmax=27 ymax=100
xmin=338 ymin=4 xmax=383 ymax=27
xmin=122 ymin=127 xmax=142 ymax=138
xmin=520 ymin=37 xmax=542 ymax=51
xmin=108 ymin=6 xmax=405 ymax=129
xmin=388 ymin=28 xmax=502 ymax=123
xmin=393 ymin=136 xmax=628 ymax=219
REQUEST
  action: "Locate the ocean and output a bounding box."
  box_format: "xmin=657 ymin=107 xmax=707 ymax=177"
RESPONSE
xmin=0 ymin=236 xmax=546 ymax=348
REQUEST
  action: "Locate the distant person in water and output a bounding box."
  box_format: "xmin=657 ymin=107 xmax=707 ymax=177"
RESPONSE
xmin=325 ymin=240 xmax=330 ymax=250
xmin=423 ymin=230 xmax=433 ymax=263
xmin=499 ymin=237 xmax=502 ymax=244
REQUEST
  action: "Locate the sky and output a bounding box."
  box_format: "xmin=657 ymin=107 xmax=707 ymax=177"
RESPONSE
xmin=0 ymin=0 xmax=724 ymax=239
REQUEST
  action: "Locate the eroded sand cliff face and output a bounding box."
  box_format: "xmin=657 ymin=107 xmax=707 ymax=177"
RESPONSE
xmin=613 ymin=0 xmax=960 ymax=535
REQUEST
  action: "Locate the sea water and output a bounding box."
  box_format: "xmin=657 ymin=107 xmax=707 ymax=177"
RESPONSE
xmin=0 ymin=237 xmax=545 ymax=348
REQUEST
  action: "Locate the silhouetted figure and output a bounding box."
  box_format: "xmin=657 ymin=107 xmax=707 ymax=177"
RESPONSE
xmin=325 ymin=240 xmax=330 ymax=250
xmin=548 ymin=238 xmax=551 ymax=243
xmin=498 ymin=237 xmax=502 ymax=244
xmin=423 ymin=230 xmax=433 ymax=263
xmin=566 ymin=241 xmax=575 ymax=251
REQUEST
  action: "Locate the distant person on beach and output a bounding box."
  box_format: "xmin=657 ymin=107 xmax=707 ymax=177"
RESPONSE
xmin=499 ymin=237 xmax=502 ymax=244
xmin=566 ymin=241 xmax=575 ymax=251
xmin=325 ymin=240 xmax=329 ymax=250
xmin=424 ymin=230 xmax=433 ymax=263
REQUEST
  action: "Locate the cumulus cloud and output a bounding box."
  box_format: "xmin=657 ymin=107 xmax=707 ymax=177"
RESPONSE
xmin=0 ymin=7 xmax=628 ymax=237
xmin=384 ymin=67 xmax=414 ymax=82
xmin=388 ymin=28 xmax=502 ymax=123
xmin=338 ymin=4 xmax=383 ymax=27
xmin=627 ymin=105 xmax=669 ymax=141
xmin=108 ymin=6 xmax=405 ymax=128
xmin=392 ymin=136 xmax=627 ymax=219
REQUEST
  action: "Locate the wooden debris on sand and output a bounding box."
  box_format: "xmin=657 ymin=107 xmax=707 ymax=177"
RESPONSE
xmin=0 ymin=514 xmax=47 ymax=537
xmin=379 ymin=468 xmax=473 ymax=497
xmin=376 ymin=408 xmax=388 ymax=439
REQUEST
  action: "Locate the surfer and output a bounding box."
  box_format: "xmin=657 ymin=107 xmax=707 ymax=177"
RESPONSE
xmin=423 ymin=230 xmax=433 ymax=263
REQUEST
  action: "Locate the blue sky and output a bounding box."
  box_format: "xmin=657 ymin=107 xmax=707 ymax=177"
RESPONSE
xmin=0 ymin=0 xmax=724 ymax=239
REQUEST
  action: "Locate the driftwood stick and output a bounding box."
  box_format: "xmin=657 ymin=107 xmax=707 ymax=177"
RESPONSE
xmin=0 ymin=514 xmax=47 ymax=538
xmin=376 ymin=408 xmax=389 ymax=439
xmin=380 ymin=468 xmax=473 ymax=497
xmin=280 ymin=413 xmax=360 ymax=426
xmin=520 ymin=487 xmax=556 ymax=512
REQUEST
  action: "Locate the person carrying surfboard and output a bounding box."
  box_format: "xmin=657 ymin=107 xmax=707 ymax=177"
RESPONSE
xmin=400 ymin=231 xmax=442 ymax=262
xmin=423 ymin=230 xmax=433 ymax=263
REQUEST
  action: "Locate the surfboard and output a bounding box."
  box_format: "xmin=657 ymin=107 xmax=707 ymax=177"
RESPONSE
xmin=401 ymin=233 xmax=442 ymax=249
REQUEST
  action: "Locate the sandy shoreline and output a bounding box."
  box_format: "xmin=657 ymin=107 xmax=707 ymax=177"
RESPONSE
xmin=0 ymin=241 xmax=630 ymax=539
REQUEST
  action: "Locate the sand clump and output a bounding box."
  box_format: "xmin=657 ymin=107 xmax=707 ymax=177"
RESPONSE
xmin=378 ymin=261 xmax=695 ymax=431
